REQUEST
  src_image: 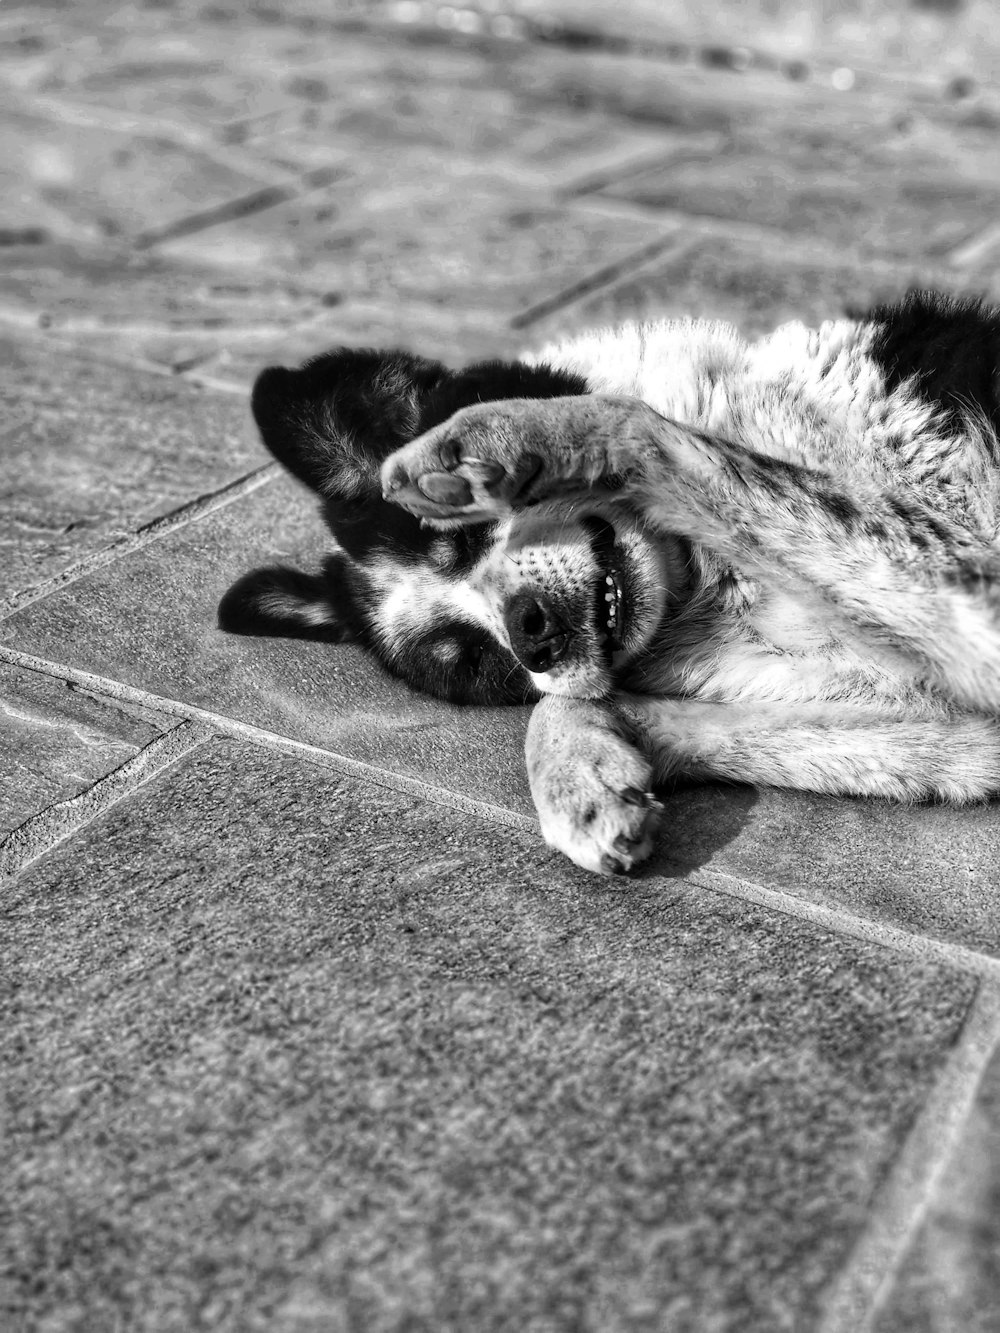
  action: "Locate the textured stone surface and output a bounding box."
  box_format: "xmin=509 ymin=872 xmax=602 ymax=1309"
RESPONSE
xmin=596 ymin=110 xmax=1000 ymax=260
xmin=0 ymin=739 xmax=976 ymax=1332
xmin=1 ymin=101 xmax=269 ymax=244
xmin=0 ymin=336 xmax=254 ymax=601
xmin=1 ymin=474 xmax=542 ymax=814
xmin=4 ymin=2 xmax=1000 ymax=1328
xmin=149 ymin=164 xmax=663 ymax=320
xmin=661 ymin=784 xmax=1000 ymax=955
xmin=567 ymin=234 xmax=974 ymax=342
xmin=875 ymin=1040 xmax=1000 ymax=1333
xmin=0 ymin=246 xmax=520 ymax=387
xmin=0 ymin=663 xmax=165 ymax=835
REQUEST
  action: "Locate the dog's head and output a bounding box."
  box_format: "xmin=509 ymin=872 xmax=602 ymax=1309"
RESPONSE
xmin=219 ymin=347 xmax=683 ymax=703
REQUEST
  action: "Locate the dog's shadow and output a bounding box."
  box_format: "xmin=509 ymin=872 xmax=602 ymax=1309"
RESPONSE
xmin=641 ymin=779 xmax=760 ymax=876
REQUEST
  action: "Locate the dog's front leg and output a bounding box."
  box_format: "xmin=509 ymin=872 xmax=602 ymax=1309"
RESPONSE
xmin=379 ymin=394 xmax=655 ymax=522
xmin=526 ymin=695 xmax=662 ymax=876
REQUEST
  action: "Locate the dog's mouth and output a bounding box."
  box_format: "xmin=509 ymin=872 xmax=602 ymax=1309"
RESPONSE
xmin=584 ymin=516 xmax=632 ymax=658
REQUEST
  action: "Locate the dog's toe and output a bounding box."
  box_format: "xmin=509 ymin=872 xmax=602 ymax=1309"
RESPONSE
xmin=536 ymin=759 xmax=662 ymax=877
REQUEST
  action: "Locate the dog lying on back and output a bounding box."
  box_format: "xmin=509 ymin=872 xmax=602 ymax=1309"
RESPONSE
xmin=220 ymin=290 xmax=1000 ymax=874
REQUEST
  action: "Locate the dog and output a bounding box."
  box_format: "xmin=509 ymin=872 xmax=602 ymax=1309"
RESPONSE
xmin=219 ymin=290 xmax=1000 ymax=874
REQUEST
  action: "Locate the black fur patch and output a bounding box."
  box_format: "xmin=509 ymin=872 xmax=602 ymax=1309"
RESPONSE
xmin=387 ymin=620 xmax=541 ymax=706
xmin=862 ymin=290 xmax=1000 ymax=444
xmin=218 ymin=564 xmax=358 ymax=642
xmin=223 ymin=350 xmax=585 ymax=704
xmin=250 ymin=348 xmax=446 ymax=494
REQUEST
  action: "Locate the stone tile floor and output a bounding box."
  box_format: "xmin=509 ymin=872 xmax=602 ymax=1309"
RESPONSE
xmin=3 ymin=2 xmax=1000 ymax=1329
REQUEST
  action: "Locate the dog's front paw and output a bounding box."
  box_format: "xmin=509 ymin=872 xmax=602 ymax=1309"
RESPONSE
xmin=380 ymin=401 xmax=546 ymax=523
xmin=527 ymin=699 xmax=662 ymax=876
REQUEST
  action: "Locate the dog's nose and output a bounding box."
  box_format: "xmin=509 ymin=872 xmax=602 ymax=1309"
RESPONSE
xmin=503 ymin=590 xmax=571 ymax=673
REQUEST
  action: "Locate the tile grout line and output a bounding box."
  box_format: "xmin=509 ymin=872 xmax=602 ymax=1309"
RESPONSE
xmin=134 ymin=163 xmax=349 ymax=250
xmin=0 ymin=719 xmax=214 ymax=880
xmin=674 ymin=864 xmax=1000 ymax=980
xmin=2 ymin=644 xmax=1000 ymax=984
xmin=0 ymin=464 xmax=277 ymax=622
xmin=567 ymin=194 xmax=974 ymax=281
xmin=509 ymin=196 xmax=983 ymax=334
xmin=816 ymin=980 xmax=1000 ymax=1333
xmin=510 ymin=231 xmax=697 ymax=329
xmin=0 ymin=320 xmax=251 ymax=397
xmin=9 ymin=90 xmax=303 ymax=188
xmin=0 ymin=647 xmax=540 ymax=836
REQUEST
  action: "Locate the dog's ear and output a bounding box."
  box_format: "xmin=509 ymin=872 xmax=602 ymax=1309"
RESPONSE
xmin=218 ymin=557 xmax=368 ymax=644
xmin=250 ymin=348 xmax=448 ymax=500
xmin=251 ymin=348 xmax=591 ymax=502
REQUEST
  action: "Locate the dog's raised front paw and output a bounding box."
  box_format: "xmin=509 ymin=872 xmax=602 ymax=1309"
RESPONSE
xmin=380 ymin=401 xmax=547 ymax=523
xmin=527 ymin=699 xmax=662 ymax=876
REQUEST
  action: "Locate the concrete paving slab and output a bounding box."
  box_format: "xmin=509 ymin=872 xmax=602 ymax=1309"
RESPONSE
xmin=0 ymin=248 xmax=515 ymax=383
xmin=0 ymin=100 xmax=269 ymax=245
xmin=663 ymin=784 xmax=1000 ymax=957
xmin=54 ymin=21 xmax=669 ymax=179
xmin=182 ymin=300 xmax=528 ymax=386
xmin=0 ymin=335 xmax=255 ymax=602
xmin=149 ymin=165 xmax=665 ymax=321
xmin=0 ymin=663 xmax=165 ymax=835
xmin=1 ymin=474 xmax=539 ymax=813
xmin=875 ymin=1035 xmax=1000 ymax=1333
xmin=3 ymin=3 xmax=1000 ymax=1326
xmin=0 ymin=736 xmax=977 ymax=1332
xmin=0 ymin=243 xmax=324 ymax=338
xmin=566 ymin=232 xmax=966 ymax=341
xmin=599 ymin=130 xmax=1000 ymax=262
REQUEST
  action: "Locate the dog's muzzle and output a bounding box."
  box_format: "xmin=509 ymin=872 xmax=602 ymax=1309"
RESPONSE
xmin=503 ymin=590 xmax=572 ymax=673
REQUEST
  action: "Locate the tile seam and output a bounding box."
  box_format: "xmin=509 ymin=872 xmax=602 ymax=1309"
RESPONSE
xmin=0 ymin=320 xmax=250 ymax=396
xmin=2 ymin=645 xmax=999 ymax=981
xmin=134 ymin=163 xmax=348 ymax=250
xmin=673 ymin=864 xmax=1000 ymax=980
xmin=510 ymin=230 xmax=696 ymax=329
xmin=567 ymin=194 xmax=969 ymax=279
xmin=0 ymin=647 xmax=540 ymax=836
xmin=0 ymin=464 xmax=277 ymax=621
xmin=511 ymin=197 xmax=975 ymax=336
xmin=9 ymin=90 xmax=302 ymax=187
xmin=0 ymin=719 xmax=213 ymax=880
xmin=815 ymin=980 xmax=1000 ymax=1333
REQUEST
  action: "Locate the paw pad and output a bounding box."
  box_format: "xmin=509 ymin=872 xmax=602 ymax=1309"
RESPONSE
xmin=417 ymin=472 xmax=474 ymax=506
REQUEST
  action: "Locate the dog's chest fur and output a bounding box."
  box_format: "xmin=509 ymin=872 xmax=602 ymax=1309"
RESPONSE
xmin=530 ymin=316 xmax=998 ymax=508
xmin=521 ymin=314 xmax=1000 ymax=711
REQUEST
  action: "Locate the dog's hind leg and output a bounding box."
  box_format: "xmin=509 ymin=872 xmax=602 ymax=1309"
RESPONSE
xmin=620 ymin=695 xmax=1000 ymax=805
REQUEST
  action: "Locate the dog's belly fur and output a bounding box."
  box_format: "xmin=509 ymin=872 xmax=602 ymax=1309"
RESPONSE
xmin=220 ymin=290 xmax=1000 ymax=874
